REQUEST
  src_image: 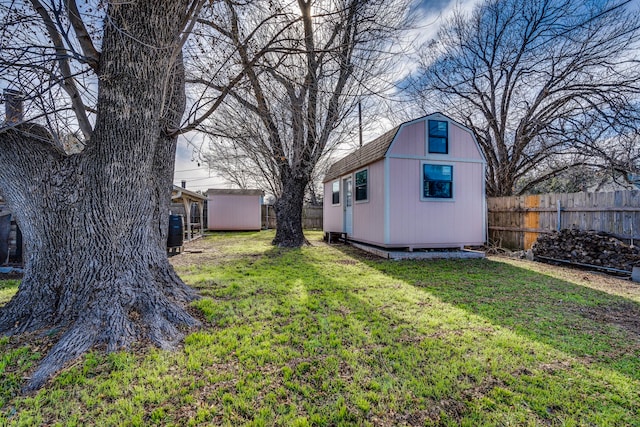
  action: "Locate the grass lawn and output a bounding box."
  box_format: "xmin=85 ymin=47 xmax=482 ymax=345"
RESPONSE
xmin=1 ymin=230 xmax=640 ymax=426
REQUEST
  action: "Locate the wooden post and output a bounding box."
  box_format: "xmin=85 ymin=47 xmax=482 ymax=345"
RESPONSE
xmin=199 ymin=201 xmax=204 ymax=237
xmin=523 ymin=194 xmax=540 ymax=249
xmin=557 ymin=199 xmax=562 ymax=231
xmin=358 ymin=102 xmax=363 ymax=148
xmin=182 ymin=199 xmax=192 ymax=241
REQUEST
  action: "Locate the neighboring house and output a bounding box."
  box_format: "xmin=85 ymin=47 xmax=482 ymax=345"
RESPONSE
xmin=207 ymin=189 xmax=263 ymax=231
xmin=323 ymin=112 xmax=486 ymax=250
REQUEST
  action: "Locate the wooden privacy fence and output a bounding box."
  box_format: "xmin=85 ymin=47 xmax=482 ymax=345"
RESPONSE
xmin=261 ymin=205 xmax=323 ymax=230
xmin=488 ymin=190 xmax=640 ymax=250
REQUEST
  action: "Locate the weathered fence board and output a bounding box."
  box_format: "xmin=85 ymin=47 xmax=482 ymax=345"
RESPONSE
xmin=261 ymin=205 xmax=323 ymax=230
xmin=301 ymin=206 xmax=323 ymax=230
xmin=488 ymin=190 xmax=640 ymax=250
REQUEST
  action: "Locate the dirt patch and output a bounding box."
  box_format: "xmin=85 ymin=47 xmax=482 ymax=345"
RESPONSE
xmin=578 ymin=301 xmax=640 ymax=336
xmin=0 ymin=272 xmax=22 ymax=281
xmin=168 ymin=239 xmax=225 ymax=268
xmin=490 ymin=256 xmax=640 ymax=302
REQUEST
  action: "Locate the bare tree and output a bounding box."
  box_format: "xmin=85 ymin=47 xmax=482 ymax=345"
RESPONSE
xmin=202 ymin=119 xmax=277 ymax=192
xmin=193 ymin=0 xmax=409 ymax=246
xmin=0 ymin=0 xmax=223 ymax=390
xmin=411 ymin=0 xmax=640 ymax=197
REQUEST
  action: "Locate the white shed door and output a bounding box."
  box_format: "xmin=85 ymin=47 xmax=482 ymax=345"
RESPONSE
xmin=343 ymin=177 xmax=353 ymax=235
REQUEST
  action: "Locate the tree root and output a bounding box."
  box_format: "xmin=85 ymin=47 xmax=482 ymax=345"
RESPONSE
xmin=24 ymin=323 xmax=96 ymax=392
xmin=0 ymin=266 xmax=202 ymax=392
xmin=0 ymin=280 xmax=56 ymax=336
xmin=22 ymin=292 xmax=200 ymax=391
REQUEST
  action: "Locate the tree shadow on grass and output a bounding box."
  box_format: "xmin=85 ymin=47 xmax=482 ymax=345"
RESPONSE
xmin=183 ymin=243 xmax=640 ymax=425
xmin=5 ymin=235 xmax=639 ymax=425
xmin=332 ymin=244 xmax=640 ymax=381
xmin=185 ymin=245 xmax=521 ymax=425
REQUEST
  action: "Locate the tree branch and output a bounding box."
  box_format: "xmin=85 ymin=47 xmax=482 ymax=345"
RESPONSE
xmin=30 ymin=0 xmax=93 ymax=140
xmin=64 ymin=0 xmax=100 ymax=71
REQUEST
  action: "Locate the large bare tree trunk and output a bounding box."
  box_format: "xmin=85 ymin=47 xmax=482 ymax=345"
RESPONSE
xmin=273 ymin=173 xmax=308 ymax=247
xmin=0 ymin=1 xmax=199 ymax=390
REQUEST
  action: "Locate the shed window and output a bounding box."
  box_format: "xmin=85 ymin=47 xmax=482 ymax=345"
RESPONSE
xmin=428 ymin=120 xmax=448 ymax=154
xmin=332 ymin=181 xmax=340 ymax=205
xmin=355 ymin=169 xmax=368 ymax=202
xmin=423 ymin=164 xmax=453 ymax=198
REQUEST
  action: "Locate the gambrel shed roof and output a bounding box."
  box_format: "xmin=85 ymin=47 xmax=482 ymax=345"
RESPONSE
xmin=323 ymin=113 xmax=486 ymax=183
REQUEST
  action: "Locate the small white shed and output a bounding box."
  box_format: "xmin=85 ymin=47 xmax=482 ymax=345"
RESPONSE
xmin=207 ymin=189 xmax=263 ymax=231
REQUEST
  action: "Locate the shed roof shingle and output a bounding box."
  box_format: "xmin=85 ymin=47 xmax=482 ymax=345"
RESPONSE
xmin=323 ymin=126 xmax=399 ymax=183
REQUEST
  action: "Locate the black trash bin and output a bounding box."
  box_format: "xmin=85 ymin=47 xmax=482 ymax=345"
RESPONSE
xmin=167 ymin=214 xmax=184 ymax=250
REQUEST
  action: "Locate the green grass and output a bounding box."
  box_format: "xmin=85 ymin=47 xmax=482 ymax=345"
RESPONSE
xmin=0 ymin=280 xmax=19 ymax=306
xmin=1 ymin=230 xmax=640 ymax=425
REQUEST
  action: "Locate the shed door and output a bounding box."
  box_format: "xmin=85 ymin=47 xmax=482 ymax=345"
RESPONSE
xmin=343 ymin=177 xmax=353 ymax=235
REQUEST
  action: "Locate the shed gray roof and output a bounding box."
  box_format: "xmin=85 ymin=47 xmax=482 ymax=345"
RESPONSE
xmin=207 ymin=188 xmax=264 ymax=196
xmin=323 ymin=126 xmax=399 ymax=183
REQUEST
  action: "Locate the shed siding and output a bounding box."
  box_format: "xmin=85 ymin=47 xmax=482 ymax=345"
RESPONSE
xmin=323 ymin=181 xmax=343 ymax=232
xmin=351 ymin=160 xmax=385 ymax=243
xmin=388 ymin=158 xmax=485 ymax=246
xmin=387 ymin=121 xmax=425 ymax=157
xmin=448 ymin=122 xmax=484 ymax=160
xmin=208 ymin=194 xmax=261 ymax=230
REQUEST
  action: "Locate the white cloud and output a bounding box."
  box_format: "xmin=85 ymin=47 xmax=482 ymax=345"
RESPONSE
xmin=394 ymin=0 xmax=482 ymax=83
xmin=173 ymin=135 xmax=229 ymax=192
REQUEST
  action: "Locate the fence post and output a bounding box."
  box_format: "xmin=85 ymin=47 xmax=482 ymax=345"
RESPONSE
xmin=557 ymin=200 xmax=562 ymax=231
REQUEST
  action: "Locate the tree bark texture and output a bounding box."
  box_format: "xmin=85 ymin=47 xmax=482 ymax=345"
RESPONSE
xmin=273 ymin=173 xmax=309 ymax=247
xmin=0 ymin=1 xmax=199 ymax=390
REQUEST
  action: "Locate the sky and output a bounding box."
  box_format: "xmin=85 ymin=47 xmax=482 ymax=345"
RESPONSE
xmin=172 ymin=0 xmax=483 ymax=193
xmin=174 ymin=0 xmax=640 ymax=194
xmin=3 ymin=0 xmax=638 ymax=194
xmin=173 ymin=133 xmax=215 ymax=193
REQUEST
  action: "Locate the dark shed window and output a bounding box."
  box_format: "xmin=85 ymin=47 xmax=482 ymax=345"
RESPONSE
xmin=355 ymin=169 xmax=368 ymax=202
xmin=428 ymin=120 xmax=448 ymax=154
xmin=423 ymin=164 xmax=453 ymax=198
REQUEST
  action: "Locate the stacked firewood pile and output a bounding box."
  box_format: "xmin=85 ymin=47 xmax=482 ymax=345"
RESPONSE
xmin=532 ymin=229 xmax=640 ymax=272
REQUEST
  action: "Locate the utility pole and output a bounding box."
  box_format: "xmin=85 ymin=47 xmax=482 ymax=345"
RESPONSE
xmin=358 ymin=101 xmax=363 ymax=148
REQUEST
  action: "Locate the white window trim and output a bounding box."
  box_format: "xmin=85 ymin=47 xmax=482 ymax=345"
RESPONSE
xmin=354 ymin=167 xmax=369 ymax=204
xmin=331 ymin=180 xmax=341 ymax=206
xmin=420 ymin=161 xmax=455 ymax=202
